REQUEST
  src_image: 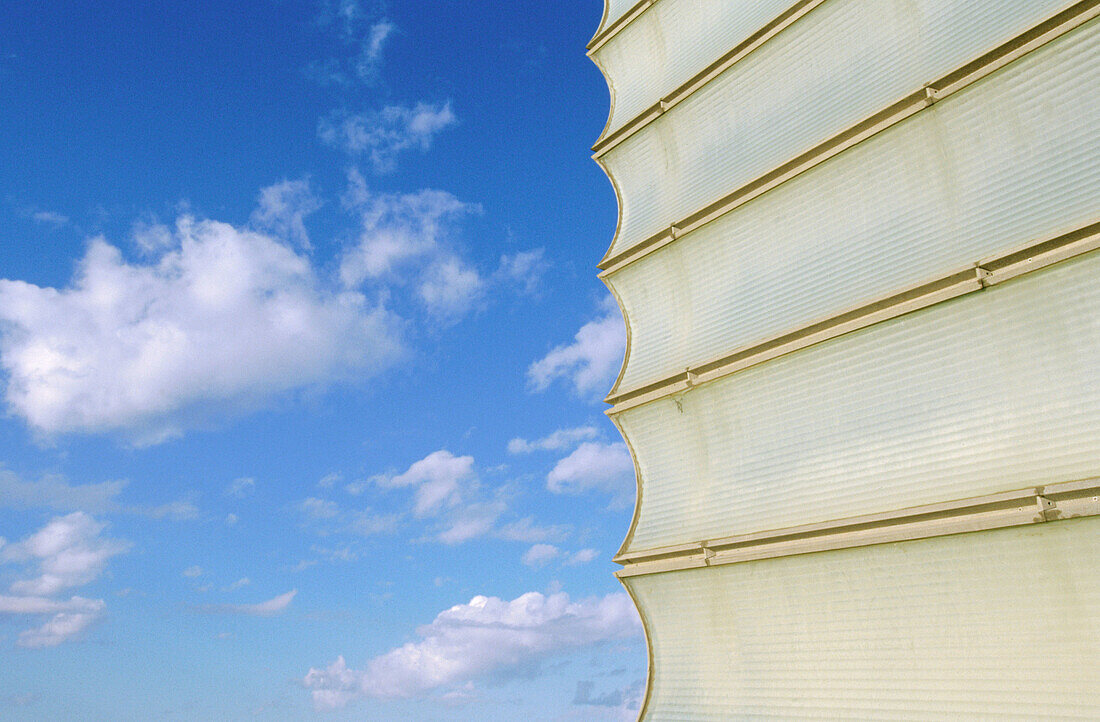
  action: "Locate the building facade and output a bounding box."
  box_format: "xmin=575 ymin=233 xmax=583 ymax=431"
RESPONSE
xmin=590 ymin=0 xmax=1100 ymax=717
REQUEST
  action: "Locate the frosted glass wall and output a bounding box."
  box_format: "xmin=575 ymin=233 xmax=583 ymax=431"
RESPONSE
xmin=602 ymin=0 xmax=1073 ymax=258
xmin=609 ymin=17 xmax=1100 ymax=393
xmin=628 ymin=518 xmax=1100 ymax=720
xmin=618 ymin=251 xmax=1100 ymax=553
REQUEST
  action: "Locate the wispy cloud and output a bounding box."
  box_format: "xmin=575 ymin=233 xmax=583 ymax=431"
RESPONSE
xmin=0 ymin=467 xmax=197 ymax=520
xmin=522 ymin=544 xmax=598 ymax=568
xmin=319 ymin=102 xmax=456 ymax=172
xmin=0 ymin=513 xmax=126 ymax=647
xmin=250 ymin=178 xmax=322 ymax=249
xmin=195 ymin=589 xmax=297 ymax=616
xmin=527 ymin=297 xmax=625 ymax=398
xmin=31 ymin=210 xmax=70 ymax=229
xmin=508 ymin=425 xmax=600 ymax=454
xmin=303 ymin=590 xmax=641 ymax=709
xmin=225 ymin=477 xmax=256 ymax=498
xmin=0 ymin=215 xmax=404 ymax=443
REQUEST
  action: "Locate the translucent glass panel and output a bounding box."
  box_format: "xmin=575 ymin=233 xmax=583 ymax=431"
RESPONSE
xmin=593 ymin=0 xmax=795 ymax=140
xmin=609 ymin=18 xmax=1100 ymax=393
xmin=628 ymin=518 xmax=1100 ymax=720
xmin=596 ymin=0 xmax=640 ymax=39
xmin=602 ymin=0 xmax=1072 ymax=258
xmin=618 ymin=251 xmax=1100 ymax=554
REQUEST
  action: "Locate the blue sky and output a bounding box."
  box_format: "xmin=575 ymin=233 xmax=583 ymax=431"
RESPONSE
xmin=0 ymin=2 xmax=646 ymax=718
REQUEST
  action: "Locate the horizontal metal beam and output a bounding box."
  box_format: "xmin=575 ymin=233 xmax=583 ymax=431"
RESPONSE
xmin=615 ymin=478 xmax=1100 ymax=577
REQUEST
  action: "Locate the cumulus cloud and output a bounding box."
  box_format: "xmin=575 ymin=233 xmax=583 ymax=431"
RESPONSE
xmin=547 ymin=442 xmax=635 ymax=505
xmin=303 ymin=590 xmax=641 ymax=709
xmin=195 ymin=589 xmax=297 ymax=616
xmin=0 ymin=513 xmax=125 ymax=647
xmin=508 ymin=425 xmax=600 ymax=454
xmin=527 ymin=298 xmax=625 ymax=398
xmin=250 ymin=178 xmax=322 ymax=249
xmin=0 ymin=216 xmax=403 ymax=443
xmin=319 ymin=102 xmax=456 ymax=172
xmin=374 ymin=450 xmax=475 ymax=518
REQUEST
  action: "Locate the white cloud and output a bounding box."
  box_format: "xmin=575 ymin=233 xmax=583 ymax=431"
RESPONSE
xmin=496 ymin=517 xmax=569 ymax=543
xmin=182 ymin=565 xmax=203 ymax=578
xmin=196 ymin=589 xmax=297 ymax=616
xmin=375 ymin=450 xmax=475 ymax=518
xmin=3 ymin=512 xmax=128 ymax=596
xmin=508 ymin=425 xmax=600 ymax=454
xmin=303 ymin=590 xmax=641 ymax=708
xmin=0 ymin=216 xmax=403 ymax=442
xmin=0 ymin=594 xmax=104 ymax=615
xmin=0 ymin=513 xmax=124 ymax=647
xmin=226 ymin=513 xmax=239 ymax=526
xmin=140 ymin=500 xmax=199 ymax=521
xmin=547 ymin=442 xmax=635 ymax=503
xmin=225 ymin=476 xmax=256 ymax=498
xmin=417 ymin=256 xmax=484 ymax=319
xmin=436 ymin=500 xmax=505 ymax=545
xmin=523 ymin=545 xmax=597 ymax=568
xmin=566 ymin=548 xmax=598 ymax=566
xmin=319 ymin=102 xmax=456 ymax=172
xmin=17 ymin=605 xmax=105 ymax=648
xmin=522 ymin=544 xmax=560 ymax=567
xmin=354 ymin=21 xmax=395 ymax=83
xmin=527 ymin=298 xmax=625 ymax=398
xmin=250 ymin=178 xmax=322 ymax=249
xmin=339 ymin=182 xmax=473 ymax=283
xmin=298 ymin=497 xmax=340 ymax=521
xmin=494 ymin=248 xmax=546 ymax=295
xmin=223 ymin=577 xmax=251 ymax=591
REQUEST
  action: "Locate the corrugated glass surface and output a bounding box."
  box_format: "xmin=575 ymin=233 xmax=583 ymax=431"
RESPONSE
xmin=610 ymin=18 xmax=1100 ymax=393
xmin=618 ymin=251 xmax=1100 ymax=553
xmin=594 ymin=0 xmax=795 ymax=140
xmin=628 ymin=518 xmax=1100 ymax=720
xmin=597 ymin=0 xmax=640 ymax=39
xmin=602 ymin=0 xmax=1073 ymax=258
